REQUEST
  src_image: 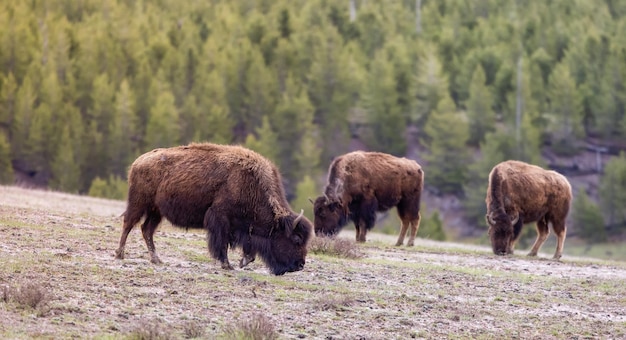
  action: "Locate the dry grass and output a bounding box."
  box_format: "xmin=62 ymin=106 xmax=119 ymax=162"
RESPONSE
xmin=309 ymin=235 xmax=364 ymax=259
xmin=128 ymin=319 xmax=173 ymax=340
xmin=1 ymin=186 xmax=626 ymax=339
xmin=2 ymin=281 xmax=51 ymax=315
xmin=221 ymin=313 xmax=278 ymax=340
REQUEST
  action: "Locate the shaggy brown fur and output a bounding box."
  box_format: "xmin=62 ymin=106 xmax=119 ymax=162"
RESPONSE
xmin=485 ymin=160 xmax=572 ymax=259
xmin=114 ymin=143 xmax=313 ymax=275
xmin=313 ymin=151 xmax=424 ymax=246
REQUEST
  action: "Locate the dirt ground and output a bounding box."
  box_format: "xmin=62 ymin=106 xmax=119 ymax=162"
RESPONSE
xmin=0 ymin=185 xmax=625 ymax=339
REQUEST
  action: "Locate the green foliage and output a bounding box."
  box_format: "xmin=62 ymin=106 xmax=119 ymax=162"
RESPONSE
xmin=88 ymin=175 xmax=128 ymax=200
xmin=546 ymin=61 xmax=584 ymax=156
xmin=466 ymin=65 xmax=495 ymax=146
xmin=0 ymin=133 xmax=14 ymax=184
xmin=418 ymin=210 xmax=447 ymax=241
xmin=50 ymin=125 xmax=80 ymax=193
xmin=599 ymin=153 xmax=626 ymax=229
xmin=244 ymin=116 xmax=279 ymax=165
xmin=572 ymin=188 xmax=607 ymax=243
xmin=0 ymin=0 xmax=625 ymax=237
xmin=289 ymin=175 xmax=318 ymax=222
xmin=422 ymin=95 xmax=470 ymax=195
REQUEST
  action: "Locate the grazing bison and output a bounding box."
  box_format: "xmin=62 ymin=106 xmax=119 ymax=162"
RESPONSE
xmin=114 ymin=143 xmax=313 ymax=275
xmin=313 ymin=151 xmax=424 ymax=246
xmin=485 ymin=160 xmax=572 ymax=259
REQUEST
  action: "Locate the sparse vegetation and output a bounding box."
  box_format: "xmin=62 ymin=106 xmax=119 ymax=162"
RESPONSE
xmin=309 ymin=236 xmax=364 ymax=259
xmin=221 ymin=313 xmax=278 ymax=340
xmin=0 ymin=186 xmax=625 ymax=339
xmin=2 ymin=281 xmax=51 ymax=315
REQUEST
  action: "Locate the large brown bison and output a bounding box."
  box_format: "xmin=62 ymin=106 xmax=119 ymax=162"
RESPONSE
xmin=485 ymin=160 xmax=572 ymax=259
xmin=313 ymin=151 xmax=424 ymax=246
xmin=114 ymin=143 xmax=313 ymax=275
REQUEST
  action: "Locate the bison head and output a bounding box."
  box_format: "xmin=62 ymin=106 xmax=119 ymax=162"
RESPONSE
xmin=312 ymin=196 xmax=349 ymax=237
xmin=266 ymin=210 xmax=313 ymax=275
xmin=486 ymin=211 xmax=519 ymax=255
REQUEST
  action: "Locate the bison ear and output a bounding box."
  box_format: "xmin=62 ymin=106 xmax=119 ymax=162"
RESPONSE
xmin=291 ymin=233 xmax=303 ymax=245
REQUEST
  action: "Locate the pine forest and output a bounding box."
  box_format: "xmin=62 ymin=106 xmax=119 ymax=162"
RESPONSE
xmin=1 ymin=0 xmax=626 ymax=247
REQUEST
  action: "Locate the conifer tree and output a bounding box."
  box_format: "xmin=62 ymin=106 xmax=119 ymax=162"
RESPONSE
xmin=0 ymin=133 xmax=14 ymax=184
xmin=547 ymin=61 xmax=584 ymax=155
xmin=466 ymin=65 xmax=495 ymax=146
xmin=145 ymin=87 xmax=180 ymax=150
xmin=599 ymin=153 xmax=626 ymax=230
xmin=290 ymin=175 xmax=318 ymax=222
xmin=109 ymin=79 xmax=137 ymax=177
xmin=361 ymin=51 xmax=406 ymax=155
xmin=50 ymin=125 xmax=81 ymax=193
xmin=572 ymin=188 xmax=606 ymax=244
xmin=422 ymin=94 xmax=470 ymax=194
xmin=0 ymin=73 xmax=17 ymax=136
xmin=244 ymin=116 xmax=279 ymax=165
xmin=11 ymin=74 xmax=36 ymax=164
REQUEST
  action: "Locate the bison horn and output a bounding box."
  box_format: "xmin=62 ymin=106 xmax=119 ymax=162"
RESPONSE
xmin=294 ymin=209 xmax=304 ymax=226
xmin=510 ymin=212 xmax=519 ymax=225
xmin=308 ymin=197 xmax=314 ymax=205
xmin=323 ymin=193 xmax=330 ymax=204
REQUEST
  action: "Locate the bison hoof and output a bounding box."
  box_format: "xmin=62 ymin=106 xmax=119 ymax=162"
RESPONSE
xmin=527 ymin=252 xmax=538 ymax=257
xmin=150 ymin=257 xmax=163 ymax=265
xmin=239 ymin=256 xmax=255 ymax=268
xmin=114 ymin=250 xmax=124 ymax=260
xmin=221 ymin=262 xmax=234 ymax=270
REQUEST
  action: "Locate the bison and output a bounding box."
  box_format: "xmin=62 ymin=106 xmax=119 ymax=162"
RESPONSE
xmin=313 ymin=151 xmax=424 ymax=246
xmin=485 ymin=160 xmax=572 ymax=259
xmin=114 ymin=143 xmax=313 ymax=275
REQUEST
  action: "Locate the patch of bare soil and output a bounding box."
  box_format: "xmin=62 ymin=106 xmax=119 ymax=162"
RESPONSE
xmin=0 ymin=185 xmax=625 ymax=339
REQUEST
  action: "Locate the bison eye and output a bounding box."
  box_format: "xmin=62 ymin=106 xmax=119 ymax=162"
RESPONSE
xmin=292 ymin=234 xmax=303 ymax=245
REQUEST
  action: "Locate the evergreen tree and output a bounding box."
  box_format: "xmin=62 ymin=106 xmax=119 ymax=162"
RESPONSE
xmin=145 ymin=87 xmax=180 ymax=150
xmin=244 ymin=115 xmax=279 ymax=165
xmin=599 ymin=153 xmax=626 ymax=230
xmin=572 ymin=188 xmax=606 ymax=244
xmin=422 ymin=94 xmax=470 ymax=195
xmin=361 ymin=51 xmax=406 ymax=155
xmin=50 ymin=125 xmax=81 ymax=193
xmin=418 ymin=210 xmax=446 ymax=241
xmin=547 ymin=61 xmax=584 ymax=155
xmin=11 ymin=74 xmax=36 ymax=166
xmin=0 ymin=72 xmax=18 ymax=136
xmin=109 ymin=79 xmax=137 ymax=177
xmin=289 ymin=175 xmax=318 ymax=222
xmin=466 ymin=65 xmax=495 ymax=146
xmin=414 ymin=47 xmax=449 ymax=129
xmin=0 ymin=133 xmax=14 ymax=184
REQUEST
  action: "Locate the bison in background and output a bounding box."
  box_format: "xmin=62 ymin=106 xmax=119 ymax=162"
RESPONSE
xmin=313 ymin=151 xmax=424 ymax=246
xmin=114 ymin=143 xmax=313 ymax=275
xmin=485 ymin=160 xmax=572 ymax=259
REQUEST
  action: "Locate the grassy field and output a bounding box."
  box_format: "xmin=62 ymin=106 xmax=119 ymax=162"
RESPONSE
xmin=0 ymin=185 xmax=625 ymax=339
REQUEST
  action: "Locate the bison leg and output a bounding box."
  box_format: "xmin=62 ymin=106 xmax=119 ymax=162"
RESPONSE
xmin=406 ymin=213 xmax=422 ymax=247
xmin=239 ymin=241 xmax=256 ymax=268
xmin=396 ymin=201 xmax=421 ymax=246
xmin=552 ymin=219 xmax=567 ymax=260
xmin=141 ymin=211 xmax=163 ymax=264
xmin=205 ymin=208 xmax=234 ymax=270
xmin=528 ymin=217 xmax=549 ymax=257
xmin=115 ymin=208 xmax=144 ymax=260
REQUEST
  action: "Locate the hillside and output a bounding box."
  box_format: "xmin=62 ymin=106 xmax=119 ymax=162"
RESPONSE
xmin=0 ymin=186 xmax=625 ymax=339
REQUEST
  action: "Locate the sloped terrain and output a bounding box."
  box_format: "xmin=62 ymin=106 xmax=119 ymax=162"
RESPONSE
xmin=0 ymin=186 xmax=625 ymax=339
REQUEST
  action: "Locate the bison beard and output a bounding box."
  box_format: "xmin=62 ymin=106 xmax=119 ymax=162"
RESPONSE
xmin=114 ymin=143 xmax=313 ymax=275
xmin=313 ymin=151 xmax=424 ymax=246
xmin=485 ymin=160 xmax=572 ymax=259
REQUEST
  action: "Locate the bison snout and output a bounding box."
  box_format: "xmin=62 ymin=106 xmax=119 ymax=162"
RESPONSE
xmin=294 ymin=259 xmax=305 ymax=271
